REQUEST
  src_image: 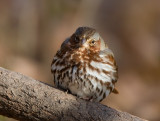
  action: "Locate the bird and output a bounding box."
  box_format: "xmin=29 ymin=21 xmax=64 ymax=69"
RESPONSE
xmin=51 ymin=27 xmax=118 ymax=102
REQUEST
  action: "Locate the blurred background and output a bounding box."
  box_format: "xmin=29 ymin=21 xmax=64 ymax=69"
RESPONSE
xmin=0 ymin=0 xmax=160 ymax=121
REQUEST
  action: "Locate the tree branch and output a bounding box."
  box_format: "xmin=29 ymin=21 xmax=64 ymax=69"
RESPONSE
xmin=0 ymin=67 xmax=146 ymax=121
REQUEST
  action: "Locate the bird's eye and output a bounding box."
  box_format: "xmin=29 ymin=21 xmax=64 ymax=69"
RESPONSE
xmin=75 ymin=36 xmax=79 ymax=43
xmin=90 ymin=40 xmax=96 ymax=46
xmin=91 ymin=40 xmax=95 ymax=44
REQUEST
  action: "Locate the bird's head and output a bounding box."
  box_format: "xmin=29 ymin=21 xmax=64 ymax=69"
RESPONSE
xmin=61 ymin=27 xmax=107 ymax=53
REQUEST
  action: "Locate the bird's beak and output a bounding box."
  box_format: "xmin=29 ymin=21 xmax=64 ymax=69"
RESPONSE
xmin=82 ymin=38 xmax=87 ymax=44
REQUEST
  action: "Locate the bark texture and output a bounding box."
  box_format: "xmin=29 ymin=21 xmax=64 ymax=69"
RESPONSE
xmin=0 ymin=67 xmax=146 ymax=121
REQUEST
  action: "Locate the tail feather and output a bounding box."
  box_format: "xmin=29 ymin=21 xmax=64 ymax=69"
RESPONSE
xmin=112 ymin=88 xmax=119 ymax=94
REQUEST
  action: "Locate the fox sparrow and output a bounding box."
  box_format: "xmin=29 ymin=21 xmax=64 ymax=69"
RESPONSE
xmin=51 ymin=27 xmax=118 ymax=102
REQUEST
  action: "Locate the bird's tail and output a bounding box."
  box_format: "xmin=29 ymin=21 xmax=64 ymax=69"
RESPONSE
xmin=112 ymin=88 xmax=119 ymax=94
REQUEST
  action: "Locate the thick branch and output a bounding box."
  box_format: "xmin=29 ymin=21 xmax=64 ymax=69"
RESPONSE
xmin=0 ymin=67 xmax=146 ymax=121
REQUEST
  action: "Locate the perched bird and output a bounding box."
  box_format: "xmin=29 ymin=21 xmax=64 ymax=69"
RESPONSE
xmin=51 ymin=27 xmax=118 ymax=102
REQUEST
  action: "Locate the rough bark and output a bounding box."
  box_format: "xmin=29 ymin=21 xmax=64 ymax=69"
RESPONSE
xmin=0 ymin=67 xmax=146 ymax=121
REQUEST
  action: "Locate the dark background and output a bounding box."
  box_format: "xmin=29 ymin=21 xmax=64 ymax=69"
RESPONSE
xmin=0 ymin=0 xmax=160 ymax=121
